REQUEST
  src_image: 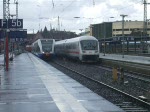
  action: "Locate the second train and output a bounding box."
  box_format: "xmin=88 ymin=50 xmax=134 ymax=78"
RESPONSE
xmin=54 ymin=36 xmax=100 ymax=62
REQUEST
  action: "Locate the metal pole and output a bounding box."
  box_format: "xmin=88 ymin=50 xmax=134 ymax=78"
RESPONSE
xmin=5 ymin=33 xmax=9 ymax=70
xmin=120 ymin=14 xmax=127 ymax=58
xmin=3 ymin=0 xmax=10 ymax=71
xmin=3 ymin=0 xmax=6 ymax=69
xmin=103 ymin=22 xmax=106 ymax=56
xmin=58 ymin=16 xmax=60 ymax=31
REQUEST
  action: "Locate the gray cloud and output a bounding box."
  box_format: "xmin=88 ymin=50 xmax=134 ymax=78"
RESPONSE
xmin=0 ymin=0 xmax=149 ymax=34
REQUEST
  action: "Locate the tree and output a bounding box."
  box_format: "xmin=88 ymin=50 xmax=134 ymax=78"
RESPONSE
xmin=42 ymin=26 xmax=49 ymax=38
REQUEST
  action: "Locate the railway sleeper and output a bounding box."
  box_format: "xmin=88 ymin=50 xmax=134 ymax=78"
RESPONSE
xmin=115 ymin=102 xmax=149 ymax=112
xmin=117 ymin=106 xmax=149 ymax=112
xmin=124 ymin=110 xmax=148 ymax=112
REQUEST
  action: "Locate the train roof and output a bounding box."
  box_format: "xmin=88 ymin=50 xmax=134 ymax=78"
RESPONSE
xmin=55 ymin=39 xmax=67 ymax=45
xmin=67 ymin=36 xmax=98 ymax=42
xmin=55 ymin=36 xmax=98 ymax=44
xmin=32 ymin=38 xmax=55 ymax=44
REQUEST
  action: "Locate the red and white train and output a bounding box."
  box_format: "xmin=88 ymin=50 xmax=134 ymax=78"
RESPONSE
xmin=54 ymin=36 xmax=99 ymax=62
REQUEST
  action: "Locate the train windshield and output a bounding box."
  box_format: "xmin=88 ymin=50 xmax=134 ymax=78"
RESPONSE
xmin=80 ymin=40 xmax=98 ymax=50
xmin=41 ymin=40 xmax=53 ymax=52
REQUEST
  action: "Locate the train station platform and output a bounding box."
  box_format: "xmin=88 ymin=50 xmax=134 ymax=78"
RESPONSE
xmin=0 ymin=53 xmax=124 ymax=112
xmin=99 ymin=53 xmax=150 ymax=65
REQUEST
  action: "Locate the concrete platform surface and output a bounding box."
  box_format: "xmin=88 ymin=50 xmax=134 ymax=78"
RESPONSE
xmin=0 ymin=53 xmax=124 ymax=112
xmin=99 ymin=53 xmax=150 ymax=65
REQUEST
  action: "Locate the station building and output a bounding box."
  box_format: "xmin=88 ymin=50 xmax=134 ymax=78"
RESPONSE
xmin=88 ymin=20 xmax=150 ymax=39
xmin=112 ymin=20 xmax=150 ymax=37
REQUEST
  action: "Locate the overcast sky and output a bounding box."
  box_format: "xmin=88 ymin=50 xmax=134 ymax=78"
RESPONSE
xmin=0 ymin=0 xmax=150 ymax=34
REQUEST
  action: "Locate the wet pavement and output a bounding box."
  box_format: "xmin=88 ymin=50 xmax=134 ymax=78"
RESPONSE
xmin=0 ymin=53 xmax=60 ymax=112
xmin=0 ymin=53 xmax=124 ymax=112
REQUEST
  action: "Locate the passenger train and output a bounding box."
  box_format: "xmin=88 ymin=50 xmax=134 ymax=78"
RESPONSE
xmin=25 ymin=45 xmax=32 ymax=52
xmin=32 ymin=39 xmax=55 ymax=60
xmin=54 ymin=36 xmax=99 ymax=62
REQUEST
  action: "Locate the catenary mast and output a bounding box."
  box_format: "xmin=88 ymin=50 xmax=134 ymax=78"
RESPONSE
xmin=143 ymin=0 xmax=150 ymax=35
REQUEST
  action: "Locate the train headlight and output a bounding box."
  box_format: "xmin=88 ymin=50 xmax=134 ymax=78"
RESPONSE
xmin=42 ymin=52 xmax=45 ymax=54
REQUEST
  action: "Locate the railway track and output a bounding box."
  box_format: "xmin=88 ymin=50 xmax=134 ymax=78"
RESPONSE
xmin=101 ymin=59 xmax=150 ymax=75
xmin=96 ymin=62 xmax=150 ymax=96
xmin=95 ymin=65 xmax=150 ymax=83
xmin=49 ymin=60 xmax=150 ymax=112
xmin=95 ymin=66 xmax=150 ymax=102
xmin=94 ymin=65 xmax=150 ymax=96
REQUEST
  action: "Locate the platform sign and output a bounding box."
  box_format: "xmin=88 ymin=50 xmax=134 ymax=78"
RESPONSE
xmin=8 ymin=31 xmax=27 ymax=38
xmin=0 ymin=19 xmax=7 ymax=28
xmin=0 ymin=19 xmax=23 ymax=28
xmin=8 ymin=19 xmax=23 ymax=28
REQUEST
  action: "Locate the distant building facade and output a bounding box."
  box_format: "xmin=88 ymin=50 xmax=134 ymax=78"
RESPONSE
xmin=90 ymin=22 xmax=112 ymax=39
xmin=113 ymin=20 xmax=150 ymax=37
xmin=88 ymin=20 xmax=150 ymax=39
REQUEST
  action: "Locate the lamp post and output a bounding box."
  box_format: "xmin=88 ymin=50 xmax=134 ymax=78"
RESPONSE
xmin=120 ymin=14 xmax=127 ymax=58
xmin=103 ymin=22 xmax=106 ymax=56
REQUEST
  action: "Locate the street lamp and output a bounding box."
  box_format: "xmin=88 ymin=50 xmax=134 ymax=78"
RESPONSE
xmin=74 ymin=17 xmax=94 ymax=23
xmin=120 ymin=14 xmax=127 ymax=58
xmin=74 ymin=17 xmax=80 ymax=18
xmin=108 ymin=17 xmax=114 ymax=22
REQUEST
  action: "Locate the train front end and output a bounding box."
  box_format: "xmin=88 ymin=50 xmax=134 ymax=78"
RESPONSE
xmin=80 ymin=39 xmax=99 ymax=62
xmin=40 ymin=39 xmax=55 ymax=60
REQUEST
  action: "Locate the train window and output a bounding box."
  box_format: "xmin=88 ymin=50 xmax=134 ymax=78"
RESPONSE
xmin=41 ymin=40 xmax=53 ymax=44
xmin=41 ymin=40 xmax=53 ymax=52
xmin=72 ymin=43 xmax=76 ymax=49
xmin=37 ymin=45 xmax=40 ymax=52
xmin=80 ymin=40 xmax=98 ymax=50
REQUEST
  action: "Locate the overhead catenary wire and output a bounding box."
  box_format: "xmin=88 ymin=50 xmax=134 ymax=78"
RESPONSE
xmin=7 ymin=0 xmax=149 ymax=34
xmin=52 ymin=0 xmax=54 ymax=8
xmin=48 ymin=0 xmax=145 ymax=33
